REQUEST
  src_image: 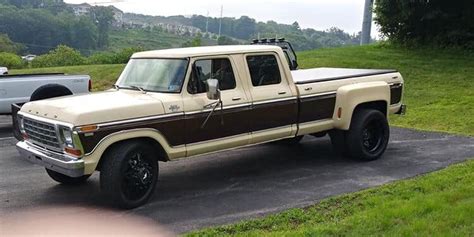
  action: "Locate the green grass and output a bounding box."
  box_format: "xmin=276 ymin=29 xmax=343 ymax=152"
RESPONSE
xmin=187 ymin=160 xmax=474 ymax=236
xmin=11 ymin=64 xmax=125 ymax=92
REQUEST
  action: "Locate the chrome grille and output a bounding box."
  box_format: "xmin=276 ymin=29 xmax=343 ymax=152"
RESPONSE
xmin=23 ymin=117 xmax=61 ymax=150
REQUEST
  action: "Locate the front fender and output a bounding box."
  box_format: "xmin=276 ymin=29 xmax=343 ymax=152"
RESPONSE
xmin=82 ymin=128 xmax=185 ymax=174
xmin=333 ymin=81 xmax=390 ymax=130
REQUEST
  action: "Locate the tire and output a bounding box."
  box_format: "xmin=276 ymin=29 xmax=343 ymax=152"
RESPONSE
xmin=30 ymin=84 xmax=72 ymax=101
xmin=100 ymin=141 xmax=159 ymax=209
xmin=345 ymin=109 xmax=390 ymax=161
xmin=329 ymin=130 xmax=349 ymax=157
xmin=45 ymin=168 xmax=91 ymax=185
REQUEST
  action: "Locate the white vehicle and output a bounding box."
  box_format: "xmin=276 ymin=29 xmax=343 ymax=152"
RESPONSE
xmin=0 ymin=73 xmax=91 ymax=115
xmin=0 ymin=67 xmax=8 ymax=75
xmin=22 ymin=55 xmax=37 ymax=62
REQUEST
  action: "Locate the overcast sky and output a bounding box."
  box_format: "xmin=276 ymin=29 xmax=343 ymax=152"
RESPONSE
xmin=64 ymin=0 xmax=377 ymax=35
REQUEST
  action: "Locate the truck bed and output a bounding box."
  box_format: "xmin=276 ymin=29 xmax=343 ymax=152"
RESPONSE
xmin=292 ymin=68 xmax=397 ymax=84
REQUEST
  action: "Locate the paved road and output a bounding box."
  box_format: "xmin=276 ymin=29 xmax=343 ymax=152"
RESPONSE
xmin=1 ymin=120 xmax=473 ymax=234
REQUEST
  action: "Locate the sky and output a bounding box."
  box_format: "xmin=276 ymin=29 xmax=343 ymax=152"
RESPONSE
xmin=64 ymin=0 xmax=378 ymax=36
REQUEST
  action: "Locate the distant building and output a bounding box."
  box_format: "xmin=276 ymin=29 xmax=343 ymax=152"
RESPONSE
xmin=68 ymin=3 xmax=124 ymax=26
xmin=69 ymin=3 xmax=92 ymax=16
xmin=109 ymin=6 xmax=124 ymax=26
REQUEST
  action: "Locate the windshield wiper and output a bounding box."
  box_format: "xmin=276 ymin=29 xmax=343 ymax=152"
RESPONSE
xmin=129 ymin=85 xmax=147 ymax=93
xmin=113 ymin=84 xmax=121 ymax=90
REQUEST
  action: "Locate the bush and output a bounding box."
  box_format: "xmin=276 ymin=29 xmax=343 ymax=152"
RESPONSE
xmin=0 ymin=52 xmax=23 ymax=69
xmin=87 ymin=47 xmax=143 ymax=65
xmin=31 ymin=45 xmax=86 ymax=68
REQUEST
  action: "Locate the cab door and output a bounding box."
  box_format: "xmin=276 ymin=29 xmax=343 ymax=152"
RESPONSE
xmin=243 ymin=53 xmax=298 ymax=144
xmin=183 ymin=56 xmax=251 ymax=156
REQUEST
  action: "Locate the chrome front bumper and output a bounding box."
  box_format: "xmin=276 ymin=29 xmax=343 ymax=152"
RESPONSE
xmin=16 ymin=141 xmax=85 ymax=177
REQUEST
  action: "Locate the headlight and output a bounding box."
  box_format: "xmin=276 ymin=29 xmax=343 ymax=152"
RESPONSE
xmin=18 ymin=115 xmax=25 ymax=133
xmin=59 ymin=126 xmax=74 ymax=148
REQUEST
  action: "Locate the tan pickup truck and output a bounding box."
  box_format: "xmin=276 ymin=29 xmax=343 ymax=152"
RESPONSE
xmin=16 ymin=42 xmax=405 ymax=208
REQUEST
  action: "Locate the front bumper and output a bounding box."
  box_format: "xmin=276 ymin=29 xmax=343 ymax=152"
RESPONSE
xmin=16 ymin=141 xmax=85 ymax=177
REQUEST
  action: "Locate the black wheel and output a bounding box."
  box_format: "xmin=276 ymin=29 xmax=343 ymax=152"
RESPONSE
xmin=272 ymin=136 xmax=304 ymax=145
xmin=329 ymin=130 xmax=349 ymax=157
xmin=45 ymin=168 xmax=91 ymax=185
xmin=30 ymin=84 xmax=72 ymax=101
xmin=346 ymin=109 xmax=390 ymax=161
xmin=100 ymin=141 xmax=158 ymax=209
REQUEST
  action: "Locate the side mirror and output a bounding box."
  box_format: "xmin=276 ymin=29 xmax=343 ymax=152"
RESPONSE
xmin=206 ymin=78 xmax=220 ymax=100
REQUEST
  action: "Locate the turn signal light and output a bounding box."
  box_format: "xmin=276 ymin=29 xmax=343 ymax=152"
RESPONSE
xmin=337 ymin=107 xmax=342 ymax=119
xmin=78 ymin=125 xmax=98 ymax=133
xmin=65 ymin=147 xmax=82 ymax=157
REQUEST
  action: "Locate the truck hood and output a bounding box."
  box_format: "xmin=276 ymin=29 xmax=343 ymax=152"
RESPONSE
xmin=20 ymin=90 xmax=171 ymax=126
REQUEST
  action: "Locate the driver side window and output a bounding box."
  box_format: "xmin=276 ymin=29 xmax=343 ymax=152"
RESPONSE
xmin=187 ymin=58 xmax=236 ymax=94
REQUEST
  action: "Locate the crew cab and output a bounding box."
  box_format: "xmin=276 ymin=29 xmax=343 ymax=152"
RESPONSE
xmin=15 ymin=44 xmax=405 ymax=208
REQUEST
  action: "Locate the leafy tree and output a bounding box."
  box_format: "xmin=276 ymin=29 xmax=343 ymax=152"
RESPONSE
xmin=31 ymin=45 xmax=86 ymax=68
xmin=90 ymin=6 xmax=114 ymax=49
xmin=217 ymin=36 xmax=239 ymax=45
xmin=0 ymin=33 xmax=24 ymax=53
xmin=374 ymin=0 xmax=474 ymax=47
xmin=0 ymin=52 xmax=23 ymax=68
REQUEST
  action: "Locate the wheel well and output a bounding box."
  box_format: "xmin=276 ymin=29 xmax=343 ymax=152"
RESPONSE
xmin=30 ymin=84 xmax=73 ymax=101
xmin=353 ymin=100 xmax=387 ymax=116
xmin=95 ymin=137 xmax=169 ymax=171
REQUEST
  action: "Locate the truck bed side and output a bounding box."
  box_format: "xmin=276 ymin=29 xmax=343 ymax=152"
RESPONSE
xmin=293 ymin=69 xmax=404 ymax=135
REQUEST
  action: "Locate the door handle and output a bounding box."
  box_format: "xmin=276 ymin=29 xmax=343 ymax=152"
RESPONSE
xmin=232 ymin=97 xmax=241 ymax=101
xmin=278 ymin=91 xmax=287 ymax=95
xmin=304 ymin=87 xmax=312 ymax=91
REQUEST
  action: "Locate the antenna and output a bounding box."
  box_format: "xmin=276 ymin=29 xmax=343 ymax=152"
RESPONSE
xmin=218 ymin=5 xmax=223 ymax=39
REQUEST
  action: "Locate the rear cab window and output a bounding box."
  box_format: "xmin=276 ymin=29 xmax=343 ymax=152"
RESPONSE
xmin=246 ymin=55 xmax=282 ymax=87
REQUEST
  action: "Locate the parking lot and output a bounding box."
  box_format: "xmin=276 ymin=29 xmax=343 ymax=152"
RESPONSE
xmin=1 ymin=115 xmax=473 ymax=233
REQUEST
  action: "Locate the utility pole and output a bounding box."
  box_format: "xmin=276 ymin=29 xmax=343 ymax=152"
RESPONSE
xmin=205 ymin=11 xmax=209 ymax=35
xmin=218 ymin=5 xmax=223 ymax=39
xmin=360 ymin=0 xmax=373 ymax=45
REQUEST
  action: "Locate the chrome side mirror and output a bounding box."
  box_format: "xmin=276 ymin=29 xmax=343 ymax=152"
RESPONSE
xmin=206 ymin=78 xmax=220 ymax=100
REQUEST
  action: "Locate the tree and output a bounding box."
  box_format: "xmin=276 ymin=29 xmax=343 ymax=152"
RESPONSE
xmin=217 ymin=36 xmax=238 ymax=45
xmin=374 ymin=0 xmax=474 ymax=47
xmin=0 ymin=34 xmax=24 ymax=53
xmin=90 ymin=6 xmax=114 ymax=49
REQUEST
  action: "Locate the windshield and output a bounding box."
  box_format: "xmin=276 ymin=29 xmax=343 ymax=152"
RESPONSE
xmin=117 ymin=58 xmax=189 ymax=93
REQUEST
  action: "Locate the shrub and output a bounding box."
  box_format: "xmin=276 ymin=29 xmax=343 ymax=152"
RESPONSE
xmin=87 ymin=47 xmax=143 ymax=65
xmin=31 ymin=45 xmax=86 ymax=68
xmin=0 ymin=52 xmax=23 ymax=69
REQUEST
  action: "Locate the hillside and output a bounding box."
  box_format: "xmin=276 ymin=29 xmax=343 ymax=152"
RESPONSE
xmin=13 ymin=45 xmax=474 ymax=136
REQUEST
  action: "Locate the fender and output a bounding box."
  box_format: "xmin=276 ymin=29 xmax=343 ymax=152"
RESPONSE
xmin=82 ymin=128 xmax=185 ymax=174
xmin=333 ymin=81 xmax=390 ymax=130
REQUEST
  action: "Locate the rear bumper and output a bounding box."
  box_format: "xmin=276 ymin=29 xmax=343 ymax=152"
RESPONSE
xmin=16 ymin=141 xmax=85 ymax=177
xmin=395 ymin=104 xmax=407 ymax=115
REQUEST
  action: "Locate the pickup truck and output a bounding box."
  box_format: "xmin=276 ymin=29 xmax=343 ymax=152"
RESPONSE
xmin=15 ymin=44 xmax=406 ymax=208
xmin=1 ymin=73 xmax=91 ymax=115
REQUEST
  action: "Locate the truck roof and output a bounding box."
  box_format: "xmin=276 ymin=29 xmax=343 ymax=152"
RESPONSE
xmin=132 ymin=45 xmax=282 ymax=58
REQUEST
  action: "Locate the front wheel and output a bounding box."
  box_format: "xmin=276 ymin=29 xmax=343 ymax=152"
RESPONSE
xmin=45 ymin=168 xmax=91 ymax=185
xmin=100 ymin=141 xmax=158 ymax=209
xmin=346 ymin=109 xmax=390 ymax=161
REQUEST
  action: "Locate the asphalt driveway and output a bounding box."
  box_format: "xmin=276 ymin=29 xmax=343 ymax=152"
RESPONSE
xmin=1 ymin=115 xmax=473 ymax=233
